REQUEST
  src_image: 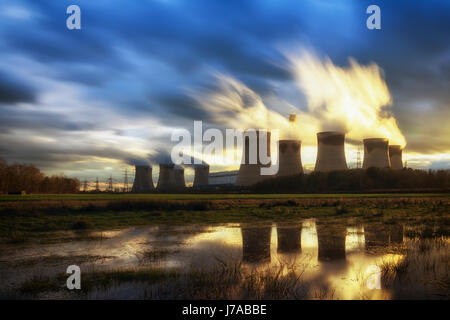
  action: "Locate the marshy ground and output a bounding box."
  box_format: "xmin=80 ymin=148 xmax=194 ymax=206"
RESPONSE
xmin=0 ymin=194 xmax=448 ymax=299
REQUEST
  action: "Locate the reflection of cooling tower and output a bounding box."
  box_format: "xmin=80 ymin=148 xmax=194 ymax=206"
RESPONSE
xmin=131 ymin=165 xmax=154 ymax=193
xmin=277 ymin=225 xmax=302 ymax=253
xmin=193 ymin=165 xmax=209 ymax=187
xmin=363 ymin=138 xmax=391 ymax=169
xmin=236 ymin=130 xmax=271 ymax=186
xmin=316 ymin=224 xmax=346 ymax=261
xmin=156 ymin=164 xmax=175 ymax=190
xmin=389 ymin=145 xmax=403 ymax=170
xmin=365 ymin=224 xmax=403 ymax=251
xmin=241 ymin=227 xmax=272 ymax=263
xmin=314 ymin=132 xmax=348 ymax=172
xmin=174 ymin=167 xmax=186 ymax=188
xmin=277 ymin=140 xmax=303 ymax=176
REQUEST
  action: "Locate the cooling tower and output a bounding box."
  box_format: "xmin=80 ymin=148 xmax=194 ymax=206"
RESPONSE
xmin=235 ymin=130 xmax=271 ymax=186
xmin=156 ymin=164 xmax=176 ymax=190
xmin=314 ymin=132 xmax=348 ymax=172
xmin=277 ymin=140 xmax=303 ymax=177
xmin=363 ymin=138 xmax=391 ymax=169
xmin=173 ymin=167 xmax=186 ymax=189
xmin=193 ymin=165 xmax=210 ymax=187
xmin=389 ymin=145 xmax=403 ymax=170
xmin=241 ymin=226 xmax=272 ymax=263
xmin=131 ymin=165 xmax=154 ymax=193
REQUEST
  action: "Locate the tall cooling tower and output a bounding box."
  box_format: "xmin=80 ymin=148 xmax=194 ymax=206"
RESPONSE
xmin=193 ymin=165 xmax=209 ymax=187
xmin=131 ymin=165 xmax=154 ymax=193
xmin=156 ymin=164 xmax=175 ymax=190
xmin=173 ymin=167 xmax=186 ymax=189
xmin=389 ymin=145 xmax=403 ymax=169
xmin=236 ymin=130 xmax=271 ymax=186
xmin=363 ymin=138 xmax=391 ymax=169
xmin=314 ymin=132 xmax=348 ymax=172
xmin=277 ymin=140 xmax=303 ymax=176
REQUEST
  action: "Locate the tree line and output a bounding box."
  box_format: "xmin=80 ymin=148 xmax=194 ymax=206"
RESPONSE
xmin=0 ymin=158 xmax=80 ymax=194
xmin=253 ymin=167 xmax=450 ymax=193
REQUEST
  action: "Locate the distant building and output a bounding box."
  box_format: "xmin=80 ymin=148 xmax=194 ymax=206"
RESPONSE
xmin=208 ymin=170 xmax=239 ymax=186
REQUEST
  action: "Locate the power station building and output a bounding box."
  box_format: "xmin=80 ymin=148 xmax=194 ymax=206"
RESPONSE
xmin=208 ymin=170 xmax=238 ymax=186
xmin=235 ymin=130 xmax=272 ymax=186
xmin=131 ymin=165 xmax=154 ymax=193
xmin=314 ymin=131 xmax=348 ymax=172
xmin=277 ymin=140 xmax=303 ymax=176
xmin=363 ymin=138 xmax=391 ymax=169
xmin=389 ymin=145 xmax=403 ymax=170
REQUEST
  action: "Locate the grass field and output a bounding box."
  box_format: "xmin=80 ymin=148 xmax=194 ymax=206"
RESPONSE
xmin=0 ymin=193 xmax=449 ymax=240
xmin=1 ymin=192 xmax=449 ymax=202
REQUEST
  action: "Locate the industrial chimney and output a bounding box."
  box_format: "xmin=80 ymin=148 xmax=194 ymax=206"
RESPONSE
xmin=156 ymin=164 xmax=175 ymax=190
xmin=193 ymin=165 xmax=209 ymax=187
xmin=235 ymin=130 xmax=271 ymax=186
xmin=314 ymin=132 xmax=348 ymax=172
xmin=173 ymin=167 xmax=186 ymax=189
xmin=131 ymin=165 xmax=154 ymax=193
xmin=389 ymin=145 xmax=403 ymax=170
xmin=277 ymin=140 xmax=303 ymax=176
xmin=363 ymin=138 xmax=391 ymax=169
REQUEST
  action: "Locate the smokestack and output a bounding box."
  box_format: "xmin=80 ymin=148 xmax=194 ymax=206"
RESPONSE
xmin=363 ymin=138 xmax=391 ymax=169
xmin=389 ymin=145 xmax=403 ymax=170
xmin=277 ymin=140 xmax=303 ymax=176
xmin=156 ymin=164 xmax=176 ymax=190
xmin=193 ymin=165 xmax=210 ymax=187
xmin=236 ymin=130 xmax=271 ymax=186
xmin=131 ymin=165 xmax=154 ymax=193
xmin=173 ymin=167 xmax=186 ymax=189
xmin=314 ymin=131 xmax=348 ymax=172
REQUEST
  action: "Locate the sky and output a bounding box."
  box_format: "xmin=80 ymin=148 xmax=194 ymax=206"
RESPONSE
xmin=0 ymin=0 xmax=449 ymax=185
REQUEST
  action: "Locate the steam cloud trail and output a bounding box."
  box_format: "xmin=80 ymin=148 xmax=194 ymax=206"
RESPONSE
xmin=191 ymin=50 xmax=406 ymax=149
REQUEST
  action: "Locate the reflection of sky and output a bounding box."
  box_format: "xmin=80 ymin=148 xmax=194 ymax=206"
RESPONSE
xmin=0 ymin=1 xmax=449 ymax=183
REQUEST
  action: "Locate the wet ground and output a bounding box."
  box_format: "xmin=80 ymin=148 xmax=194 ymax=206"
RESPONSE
xmin=0 ymin=219 xmax=448 ymax=299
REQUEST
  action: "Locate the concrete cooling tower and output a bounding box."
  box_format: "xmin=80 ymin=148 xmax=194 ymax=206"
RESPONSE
xmin=156 ymin=164 xmax=176 ymax=190
xmin=236 ymin=130 xmax=271 ymax=186
xmin=193 ymin=165 xmax=210 ymax=187
xmin=363 ymin=138 xmax=391 ymax=169
xmin=389 ymin=145 xmax=403 ymax=170
xmin=131 ymin=165 xmax=154 ymax=193
xmin=277 ymin=140 xmax=303 ymax=177
xmin=314 ymin=132 xmax=348 ymax=172
xmin=173 ymin=167 xmax=186 ymax=189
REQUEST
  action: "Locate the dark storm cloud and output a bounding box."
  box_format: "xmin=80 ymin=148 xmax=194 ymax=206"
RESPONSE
xmin=0 ymin=70 xmax=36 ymax=104
xmin=0 ymin=107 xmax=95 ymax=132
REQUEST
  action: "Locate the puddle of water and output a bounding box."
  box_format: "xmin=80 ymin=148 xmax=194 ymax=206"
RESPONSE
xmin=0 ymin=219 xmax=447 ymax=299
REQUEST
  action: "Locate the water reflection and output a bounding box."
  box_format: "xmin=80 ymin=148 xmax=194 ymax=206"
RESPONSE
xmin=277 ymin=224 xmax=302 ymax=254
xmin=365 ymin=224 xmax=404 ymax=251
xmin=241 ymin=225 xmax=272 ymax=263
xmin=3 ymin=219 xmax=445 ymax=300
